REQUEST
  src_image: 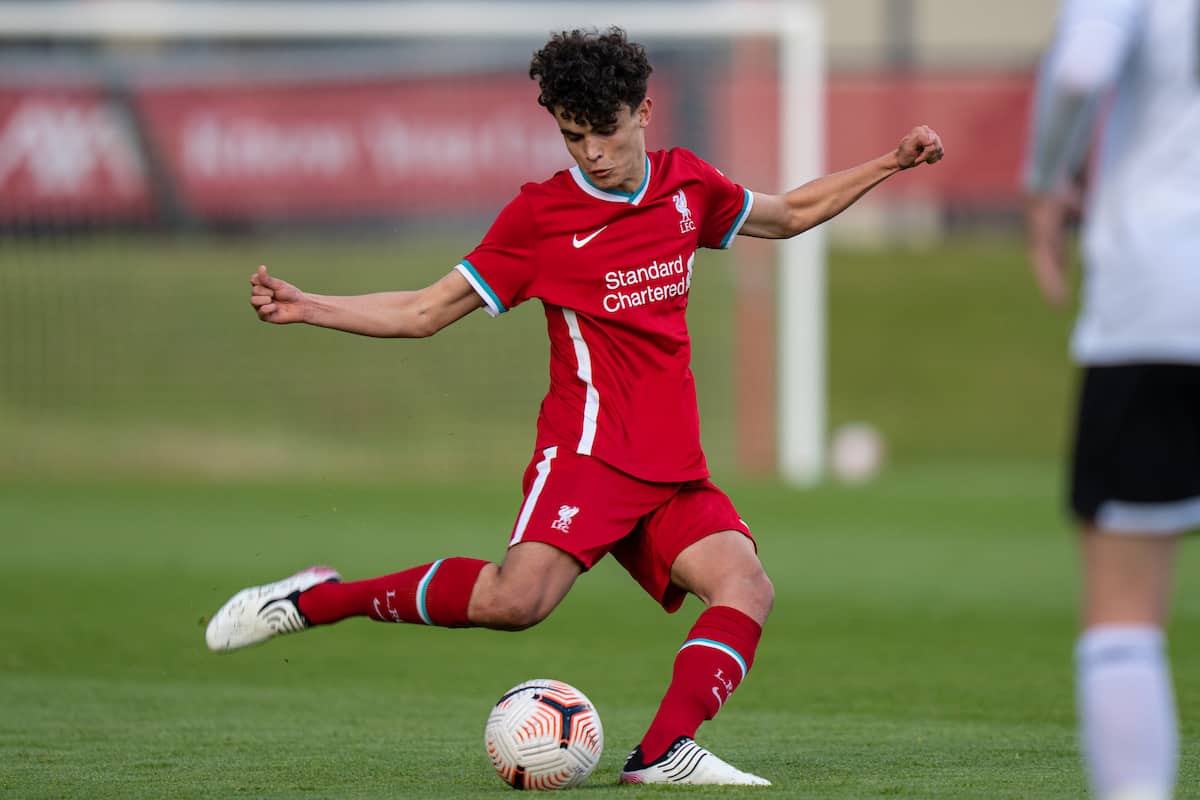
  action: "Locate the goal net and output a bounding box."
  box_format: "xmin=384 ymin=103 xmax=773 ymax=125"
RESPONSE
xmin=0 ymin=0 xmax=824 ymax=484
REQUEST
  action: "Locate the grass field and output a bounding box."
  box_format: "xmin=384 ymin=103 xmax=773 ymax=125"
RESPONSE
xmin=2 ymin=233 xmax=1195 ymax=797
xmin=2 ymin=468 xmax=1199 ymax=798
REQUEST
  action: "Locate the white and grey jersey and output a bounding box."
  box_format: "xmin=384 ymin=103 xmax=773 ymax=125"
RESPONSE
xmin=1025 ymin=0 xmax=1200 ymax=365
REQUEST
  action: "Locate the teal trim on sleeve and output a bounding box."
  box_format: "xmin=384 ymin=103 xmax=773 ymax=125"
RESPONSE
xmin=458 ymin=259 xmax=507 ymax=314
xmin=719 ymin=188 xmax=753 ymax=249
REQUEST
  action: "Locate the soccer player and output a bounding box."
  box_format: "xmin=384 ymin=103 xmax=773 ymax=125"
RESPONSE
xmin=207 ymin=27 xmax=944 ymax=785
xmin=1024 ymin=1 xmax=1200 ymax=798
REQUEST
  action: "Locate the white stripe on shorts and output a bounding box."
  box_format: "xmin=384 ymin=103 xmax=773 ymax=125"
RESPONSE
xmin=510 ymin=446 xmax=558 ymax=545
xmin=1096 ymin=495 xmax=1200 ymax=534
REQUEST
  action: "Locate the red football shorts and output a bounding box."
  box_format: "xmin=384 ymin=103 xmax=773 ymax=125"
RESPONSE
xmin=509 ymin=446 xmax=754 ymax=612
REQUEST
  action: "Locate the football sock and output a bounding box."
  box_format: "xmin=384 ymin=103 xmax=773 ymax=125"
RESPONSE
xmin=297 ymin=557 xmax=488 ymax=628
xmin=637 ymin=605 xmax=762 ymax=762
xmin=1076 ymin=625 xmax=1177 ymax=800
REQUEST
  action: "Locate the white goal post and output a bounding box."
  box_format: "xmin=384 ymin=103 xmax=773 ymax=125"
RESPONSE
xmin=0 ymin=0 xmax=826 ymax=486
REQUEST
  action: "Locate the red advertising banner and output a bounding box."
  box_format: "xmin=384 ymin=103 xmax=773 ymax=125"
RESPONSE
xmin=712 ymin=69 xmax=1035 ymax=208
xmin=0 ymin=72 xmax=1032 ymax=226
xmin=825 ymin=72 xmax=1035 ymax=204
xmin=137 ymin=76 xmax=585 ymax=220
xmin=0 ymin=87 xmax=153 ymax=222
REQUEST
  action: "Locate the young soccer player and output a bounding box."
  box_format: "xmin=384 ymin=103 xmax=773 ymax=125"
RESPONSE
xmin=207 ymin=27 xmax=944 ymax=785
xmin=1024 ymin=2 xmax=1200 ymax=798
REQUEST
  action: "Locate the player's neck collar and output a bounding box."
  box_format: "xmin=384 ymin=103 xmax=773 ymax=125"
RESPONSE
xmin=570 ymin=155 xmax=652 ymax=205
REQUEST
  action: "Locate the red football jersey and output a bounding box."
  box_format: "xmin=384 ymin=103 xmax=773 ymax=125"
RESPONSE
xmin=456 ymin=147 xmax=753 ymax=482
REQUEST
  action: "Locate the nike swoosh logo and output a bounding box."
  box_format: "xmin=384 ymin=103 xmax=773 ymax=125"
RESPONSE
xmin=572 ymin=226 xmax=608 ymax=248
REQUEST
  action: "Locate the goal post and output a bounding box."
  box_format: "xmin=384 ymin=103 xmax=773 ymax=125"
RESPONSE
xmin=0 ymin=0 xmax=826 ymax=485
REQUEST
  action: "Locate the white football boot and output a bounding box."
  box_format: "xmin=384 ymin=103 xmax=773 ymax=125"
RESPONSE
xmin=619 ymin=736 xmax=771 ymax=786
xmin=205 ymin=566 xmax=341 ymax=652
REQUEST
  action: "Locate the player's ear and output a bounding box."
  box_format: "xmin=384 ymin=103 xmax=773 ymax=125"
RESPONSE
xmin=636 ymin=97 xmax=653 ymax=128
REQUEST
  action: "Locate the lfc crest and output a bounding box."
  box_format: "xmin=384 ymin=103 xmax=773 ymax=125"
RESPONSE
xmin=673 ymin=189 xmax=696 ymax=234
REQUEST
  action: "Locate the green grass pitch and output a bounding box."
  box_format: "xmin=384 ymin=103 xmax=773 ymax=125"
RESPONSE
xmin=1 ymin=233 xmax=1197 ymax=796
xmin=2 ymin=469 xmax=1199 ymax=798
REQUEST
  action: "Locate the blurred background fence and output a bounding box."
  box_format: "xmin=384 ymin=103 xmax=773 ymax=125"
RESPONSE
xmin=0 ymin=0 xmax=1073 ymax=485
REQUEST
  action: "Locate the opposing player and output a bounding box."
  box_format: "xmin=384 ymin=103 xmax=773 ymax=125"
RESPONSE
xmin=1024 ymin=1 xmax=1200 ymax=798
xmin=207 ymin=28 xmax=944 ymax=785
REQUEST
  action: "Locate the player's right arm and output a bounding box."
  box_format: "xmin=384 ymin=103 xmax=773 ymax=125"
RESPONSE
xmin=1022 ymin=0 xmax=1142 ymax=307
xmin=249 ymin=265 xmax=484 ymax=338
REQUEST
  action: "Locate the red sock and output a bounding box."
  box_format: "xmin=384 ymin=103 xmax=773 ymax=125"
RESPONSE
xmin=638 ymin=606 xmax=763 ymax=762
xmin=297 ymin=557 xmax=488 ymax=628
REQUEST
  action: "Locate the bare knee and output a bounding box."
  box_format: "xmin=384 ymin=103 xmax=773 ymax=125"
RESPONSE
xmin=725 ymin=564 xmax=775 ymax=623
xmin=1080 ymin=525 xmax=1178 ymax=628
xmin=756 ymin=569 xmax=776 ymax=616
xmin=695 ymin=563 xmax=773 ymax=626
xmin=480 ymin=596 xmax=552 ymax=631
xmin=469 ymin=578 xmax=554 ymax=630
xmin=672 ymin=532 xmax=775 ymax=625
xmin=466 ymin=547 xmax=580 ymax=631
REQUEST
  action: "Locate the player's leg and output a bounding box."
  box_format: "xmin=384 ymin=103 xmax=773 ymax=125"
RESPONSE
xmin=204 ymin=542 xmax=581 ymax=651
xmin=621 ymin=531 xmax=772 ymax=785
xmin=1077 ymin=528 xmax=1180 ymax=800
xmin=614 ymin=482 xmax=773 ymax=785
xmin=1071 ymin=364 xmax=1200 ymax=800
xmin=206 ymin=446 xmax=664 ymax=652
xmin=298 ymin=539 xmax=581 ymax=630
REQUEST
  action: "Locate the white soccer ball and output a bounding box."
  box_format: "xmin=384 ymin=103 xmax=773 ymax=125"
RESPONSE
xmin=485 ymin=679 xmax=604 ymax=790
xmin=829 ymin=422 xmax=886 ymax=483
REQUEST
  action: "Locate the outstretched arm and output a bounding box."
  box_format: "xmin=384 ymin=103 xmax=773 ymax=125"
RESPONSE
xmin=249 ymin=265 xmax=485 ymax=338
xmin=740 ymin=125 xmax=945 ymax=239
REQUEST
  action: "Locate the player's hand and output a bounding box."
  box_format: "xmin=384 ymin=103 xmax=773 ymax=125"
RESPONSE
xmin=1025 ymin=195 xmax=1071 ymax=308
xmin=895 ymin=125 xmax=945 ymax=169
xmin=250 ymin=265 xmax=307 ymax=324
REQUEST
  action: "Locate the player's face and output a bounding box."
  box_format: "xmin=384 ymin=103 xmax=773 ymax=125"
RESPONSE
xmin=555 ymin=98 xmax=652 ymax=194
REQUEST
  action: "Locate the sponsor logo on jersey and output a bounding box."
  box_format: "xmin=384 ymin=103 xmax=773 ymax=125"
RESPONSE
xmin=673 ymin=189 xmax=696 ymax=234
xmin=551 ymin=505 xmax=580 ymax=532
xmin=572 ymin=225 xmax=608 ymax=248
xmin=602 ymin=251 xmax=695 ymax=313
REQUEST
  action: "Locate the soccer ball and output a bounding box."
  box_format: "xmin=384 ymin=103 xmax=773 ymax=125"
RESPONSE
xmin=829 ymin=421 xmax=885 ymax=483
xmin=484 ymin=679 xmax=604 ymax=790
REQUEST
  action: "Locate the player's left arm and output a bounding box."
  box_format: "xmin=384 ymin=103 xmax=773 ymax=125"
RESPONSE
xmin=739 ymin=125 xmax=945 ymax=240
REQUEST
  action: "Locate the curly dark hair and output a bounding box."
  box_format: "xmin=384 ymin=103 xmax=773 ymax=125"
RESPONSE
xmin=529 ymin=27 xmax=653 ymax=128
